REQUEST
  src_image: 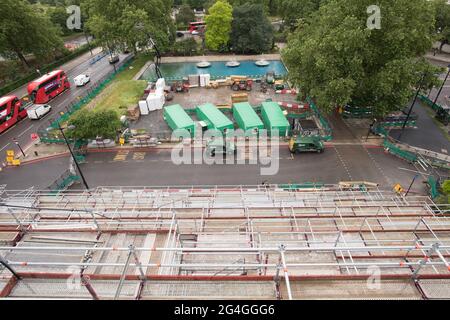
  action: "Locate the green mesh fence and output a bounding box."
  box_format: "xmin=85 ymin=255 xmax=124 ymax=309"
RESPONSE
xmin=306 ymin=97 xmax=333 ymax=141
xmin=383 ymin=139 xmax=418 ymax=163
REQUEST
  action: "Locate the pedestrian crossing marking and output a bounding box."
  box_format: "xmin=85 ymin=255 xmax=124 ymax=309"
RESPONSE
xmin=133 ymin=152 xmax=146 ymax=161
xmin=114 ymin=151 xmax=129 ymax=162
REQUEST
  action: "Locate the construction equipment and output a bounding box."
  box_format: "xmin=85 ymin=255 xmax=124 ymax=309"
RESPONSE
xmin=274 ymin=80 xmax=285 ymax=91
xmin=265 ymin=71 xmax=275 ymax=85
xmin=231 ymin=79 xmax=253 ymax=91
xmin=289 ymin=136 xmax=324 ymax=154
xmin=231 ymin=93 xmax=249 ymax=104
xmin=173 ymin=81 xmax=189 ymax=93
xmin=206 ymin=140 xmax=236 ymax=157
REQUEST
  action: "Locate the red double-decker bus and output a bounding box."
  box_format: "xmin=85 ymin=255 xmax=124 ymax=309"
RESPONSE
xmin=27 ymin=70 xmax=70 ymax=104
xmin=189 ymin=21 xmax=206 ymax=33
xmin=0 ymin=96 xmax=28 ymax=134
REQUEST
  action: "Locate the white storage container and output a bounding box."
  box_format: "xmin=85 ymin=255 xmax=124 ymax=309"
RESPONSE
xmin=155 ymin=78 xmax=166 ymax=91
xmin=139 ymin=100 xmax=149 ymax=115
xmin=204 ymin=74 xmax=211 ymax=87
xmin=199 ymin=74 xmax=206 ymax=87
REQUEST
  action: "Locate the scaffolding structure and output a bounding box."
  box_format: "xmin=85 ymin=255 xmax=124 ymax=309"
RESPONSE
xmin=0 ymin=184 xmax=449 ymax=299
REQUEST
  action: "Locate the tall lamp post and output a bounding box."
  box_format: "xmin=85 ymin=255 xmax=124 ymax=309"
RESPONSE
xmin=134 ymin=23 xmax=162 ymax=79
xmin=398 ymin=73 xmax=426 ymax=141
xmin=47 ymin=124 xmax=90 ymax=190
xmin=431 ymin=64 xmax=450 ymax=111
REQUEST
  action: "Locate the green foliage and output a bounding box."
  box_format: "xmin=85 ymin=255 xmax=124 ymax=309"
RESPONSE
xmin=205 ymin=0 xmax=233 ymax=51
xmin=442 ymin=180 xmax=450 ymax=195
xmin=176 ymin=4 xmax=196 ymax=28
xmin=68 ymin=110 xmax=122 ymax=140
xmin=82 ymin=0 xmax=176 ymax=53
xmin=230 ymin=3 xmax=274 ymax=54
xmin=186 ymin=0 xmax=208 ymax=9
xmin=278 ymin=0 xmax=322 ymax=31
xmin=0 ymin=0 xmax=64 ymax=68
xmin=282 ymin=0 xmax=441 ymax=116
xmin=432 ymin=0 xmax=450 ymax=50
xmin=172 ymin=38 xmax=199 ymax=55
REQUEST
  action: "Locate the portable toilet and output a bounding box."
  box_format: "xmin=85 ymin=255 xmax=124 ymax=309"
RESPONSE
xmin=163 ymin=104 xmax=196 ymax=137
xmin=232 ymin=102 xmax=264 ymax=135
xmin=196 ymin=103 xmax=234 ymax=133
xmin=261 ymin=101 xmax=290 ymax=136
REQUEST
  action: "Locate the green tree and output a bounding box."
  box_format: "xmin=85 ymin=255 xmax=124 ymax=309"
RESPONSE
xmin=83 ymin=0 xmax=175 ymax=53
xmin=279 ymin=0 xmax=322 ymax=31
xmin=172 ymin=38 xmax=198 ymax=55
xmin=205 ymin=0 xmax=233 ymax=51
xmin=0 ymin=0 xmax=64 ymax=68
xmin=433 ymin=0 xmax=450 ymax=52
xmin=68 ymin=110 xmax=122 ymax=140
xmin=176 ymin=4 xmax=196 ymax=28
xmin=230 ymin=3 xmax=273 ymax=54
xmin=282 ymin=0 xmax=441 ymax=116
xmin=187 ymin=0 xmax=208 ymax=10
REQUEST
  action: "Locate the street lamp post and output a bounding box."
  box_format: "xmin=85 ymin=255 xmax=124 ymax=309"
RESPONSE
xmin=49 ymin=124 xmax=90 ymax=190
xmin=398 ymin=73 xmax=426 ymax=141
xmin=13 ymin=138 xmax=26 ymax=157
xmin=431 ymin=64 xmax=450 ymax=112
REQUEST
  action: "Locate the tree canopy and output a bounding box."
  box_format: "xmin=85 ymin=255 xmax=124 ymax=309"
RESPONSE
xmin=433 ymin=0 xmax=450 ymax=52
xmin=230 ymin=3 xmax=273 ymax=54
xmin=205 ymin=0 xmax=233 ymax=51
xmin=282 ymin=0 xmax=441 ymax=117
xmin=278 ymin=0 xmax=322 ymax=31
xmin=82 ymin=0 xmax=175 ymax=53
xmin=176 ymin=4 xmax=196 ymax=28
xmin=0 ymin=0 xmax=64 ymax=68
xmin=68 ymin=109 xmax=121 ymax=140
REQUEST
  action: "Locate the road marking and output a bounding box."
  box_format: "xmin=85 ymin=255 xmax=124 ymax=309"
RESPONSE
xmin=0 ymin=143 xmax=10 ymax=152
xmin=333 ymin=146 xmax=353 ymax=180
xmin=133 ymin=152 xmax=146 ymax=160
xmin=363 ymin=146 xmax=392 ymax=186
xmin=17 ymin=124 xmax=34 ymax=138
xmin=113 ymin=150 xmax=129 ymax=162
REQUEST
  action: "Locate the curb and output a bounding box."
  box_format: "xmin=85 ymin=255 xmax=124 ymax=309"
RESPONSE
xmin=20 ymin=152 xmax=70 ymax=165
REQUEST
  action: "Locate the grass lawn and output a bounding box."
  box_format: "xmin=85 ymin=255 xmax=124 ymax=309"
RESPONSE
xmin=93 ymin=80 xmax=147 ymax=116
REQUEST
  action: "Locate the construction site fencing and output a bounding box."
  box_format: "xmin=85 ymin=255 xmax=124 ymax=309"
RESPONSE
xmin=46 ymin=169 xmax=80 ymax=193
xmin=306 ymin=97 xmax=333 ymax=141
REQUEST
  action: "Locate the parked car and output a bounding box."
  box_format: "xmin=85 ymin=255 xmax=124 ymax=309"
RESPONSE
xmin=27 ymin=104 xmax=52 ymax=120
xmin=73 ymin=74 xmax=90 ymax=87
xmin=176 ymin=31 xmax=185 ymax=38
xmin=109 ymin=54 xmax=120 ymax=64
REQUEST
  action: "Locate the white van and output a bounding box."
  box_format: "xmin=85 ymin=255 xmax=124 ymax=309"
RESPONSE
xmin=74 ymin=74 xmax=90 ymax=87
xmin=27 ymin=104 xmax=52 ymax=120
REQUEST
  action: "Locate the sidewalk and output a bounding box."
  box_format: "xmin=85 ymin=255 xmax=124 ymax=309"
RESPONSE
xmin=7 ymin=47 xmax=103 ymax=98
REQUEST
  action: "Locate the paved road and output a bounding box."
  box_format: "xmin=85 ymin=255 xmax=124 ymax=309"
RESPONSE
xmin=0 ymin=52 xmax=130 ymax=160
xmin=0 ymin=146 xmax=430 ymax=194
xmin=391 ymin=100 xmax=450 ymax=154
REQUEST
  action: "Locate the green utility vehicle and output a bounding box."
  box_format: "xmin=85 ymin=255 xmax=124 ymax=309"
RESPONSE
xmin=289 ymin=136 xmax=324 ymax=154
xmin=206 ymin=140 xmax=236 ymax=157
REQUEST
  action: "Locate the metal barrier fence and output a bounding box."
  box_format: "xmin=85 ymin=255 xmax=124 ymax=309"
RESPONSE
xmin=47 ymin=169 xmax=80 ymax=193
xmin=306 ymin=97 xmax=333 ymax=141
